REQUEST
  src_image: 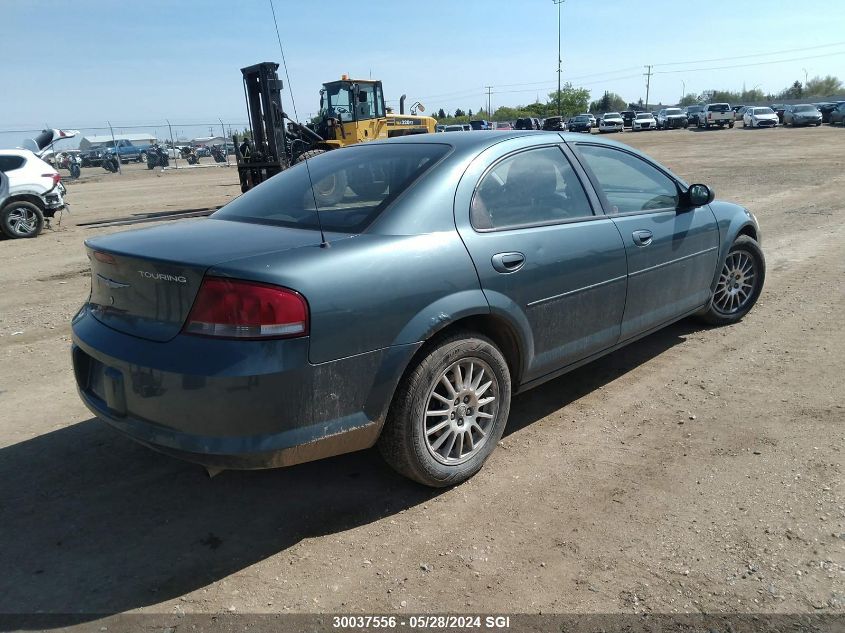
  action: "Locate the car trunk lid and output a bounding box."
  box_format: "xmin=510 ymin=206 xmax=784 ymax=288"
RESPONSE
xmin=84 ymin=218 xmax=333 ymax=342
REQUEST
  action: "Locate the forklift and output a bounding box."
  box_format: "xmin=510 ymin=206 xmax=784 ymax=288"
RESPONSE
xmin=234 ymin=62 xmax=436 ymax=194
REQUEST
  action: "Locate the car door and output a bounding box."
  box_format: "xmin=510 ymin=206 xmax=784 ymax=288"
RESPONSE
xmin=572 ymin=142 xmax=719 ymax=341
xmin=454 ymin=138 xmax=628 ymax=382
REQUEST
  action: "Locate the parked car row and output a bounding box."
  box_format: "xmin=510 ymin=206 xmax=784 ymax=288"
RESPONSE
xmin=435 ymin=100 xmax=845 ymax=136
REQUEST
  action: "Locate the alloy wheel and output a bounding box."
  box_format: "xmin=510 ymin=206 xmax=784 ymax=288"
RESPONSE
xmin=714 ymin=250 xmax=757 ymax=314
xmin=7 ymin=207 xmax=39 ymax=236
xmin=423 ymin=358 xmax=499 ymax=466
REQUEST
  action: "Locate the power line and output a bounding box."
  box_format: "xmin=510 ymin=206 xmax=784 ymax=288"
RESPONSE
xmin=654 ymin=40 xmax=845 ymax=68
xmin=656 ymin=49 xmax=845 ymax=74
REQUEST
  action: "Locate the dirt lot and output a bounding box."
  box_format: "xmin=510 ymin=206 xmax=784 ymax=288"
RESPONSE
xmin=0 ymin=126 xmax=842 ymax=627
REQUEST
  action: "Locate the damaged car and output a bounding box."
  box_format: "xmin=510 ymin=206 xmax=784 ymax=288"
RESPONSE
xmin=72 ymin=132 xmax=765 ymax=486
xmin=0 ymin=129 xmax=76 ymax=238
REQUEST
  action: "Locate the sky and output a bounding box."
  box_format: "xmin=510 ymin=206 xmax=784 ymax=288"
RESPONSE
xmin=2 ymin=0 xmax=844 ymax=148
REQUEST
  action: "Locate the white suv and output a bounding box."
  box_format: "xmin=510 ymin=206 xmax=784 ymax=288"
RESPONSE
xmin=0 ymin=148 xmax=66 ymax=238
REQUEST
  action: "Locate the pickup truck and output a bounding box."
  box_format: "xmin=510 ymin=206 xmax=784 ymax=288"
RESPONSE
xmin=81 ymin=140 xmax=149 ymax=166
xmin=698 ymin=103 xmax=734 ymax=129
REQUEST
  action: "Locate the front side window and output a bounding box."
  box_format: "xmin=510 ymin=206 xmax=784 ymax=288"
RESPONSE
xmin=214 ymin=143 xmax=448 ymax=233
xmin=576 ymin=144 xmax=679 ymax=214
xmin=324 ymin=83 xmax=354 ymax=122
xmin=471 ymin=146 xmax=593 ymax=231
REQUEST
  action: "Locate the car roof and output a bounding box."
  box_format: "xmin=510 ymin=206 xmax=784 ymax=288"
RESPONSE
xmin=0 ymin=149 xmax=37 ymax=159
xmin=366 ymin=130 xmax=653 ymax=157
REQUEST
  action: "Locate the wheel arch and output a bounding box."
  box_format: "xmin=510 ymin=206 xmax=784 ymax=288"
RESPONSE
xmin=416 ymin=313 xmax=525 ymax=386
xmin=364 ymin=309 xmax=528 ymax=440
xmin=1 ymin=193 xmax=46 ymax=212
xmin=737 ymin=222 xmax=757 ymax=241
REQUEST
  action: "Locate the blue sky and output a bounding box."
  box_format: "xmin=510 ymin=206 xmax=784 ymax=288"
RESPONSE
xmin=2 ymin=0 xmax=844 ymax=147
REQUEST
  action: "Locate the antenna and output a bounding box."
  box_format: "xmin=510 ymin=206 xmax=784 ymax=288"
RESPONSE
xmin=269 ymin=0 xmax=329 ymax=248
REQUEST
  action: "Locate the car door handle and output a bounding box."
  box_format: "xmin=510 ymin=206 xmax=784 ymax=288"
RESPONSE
xmin=632 ymin=230 xmax=653 ymax=247
xmin=491 ymin=252 xmax=525 ymax=273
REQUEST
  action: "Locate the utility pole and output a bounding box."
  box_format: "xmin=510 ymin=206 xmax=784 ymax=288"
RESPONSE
xmin=553 ymin=0 xmax=565 ymax=117
xmin=485 ymin=86 xmax=492 ymax=120
xmin=681 ymin=80 xmax=685 ymax=104
xmin=643 ymin=65 xmax=653 ymax=110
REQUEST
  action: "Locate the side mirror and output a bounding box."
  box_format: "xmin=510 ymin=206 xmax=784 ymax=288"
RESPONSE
xmin=685 ymin=183 xmax=715 ymax=208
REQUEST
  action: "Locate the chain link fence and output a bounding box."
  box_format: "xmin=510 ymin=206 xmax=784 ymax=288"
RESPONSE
xmin=0 ymin=119 xmax=250 ymax=174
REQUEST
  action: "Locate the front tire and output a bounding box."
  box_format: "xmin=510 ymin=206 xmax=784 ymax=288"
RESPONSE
xmin=378 ymin=332 xmax=512 ymax=487
xmin=699 ymin=235 xmax=765 ymax=326
xmin=0 ymin=201 xmax=45 ymax=238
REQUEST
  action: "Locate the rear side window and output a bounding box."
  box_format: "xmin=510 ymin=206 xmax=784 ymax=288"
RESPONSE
xmin=576 ymin=144 xmax=679 ymax=214
xmin=471 ymin=146 xmax=593 ymax=231
xmin=0 ymin=155 xmax=25 ymax=172
xmin=214 ymin=143 xmax=449 ymax=233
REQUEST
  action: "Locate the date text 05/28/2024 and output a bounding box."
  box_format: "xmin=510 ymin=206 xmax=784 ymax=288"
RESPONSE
xmin=332 ymin=615 xmax=511 ymax=629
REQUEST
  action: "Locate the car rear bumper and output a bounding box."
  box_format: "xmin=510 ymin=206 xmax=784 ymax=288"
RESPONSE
xmin=71 ymin=305 xmax=416 ymax=469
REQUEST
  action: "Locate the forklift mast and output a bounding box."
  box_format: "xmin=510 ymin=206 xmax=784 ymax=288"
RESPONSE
xmin=235 ymin=62 xmax=289 ymax=192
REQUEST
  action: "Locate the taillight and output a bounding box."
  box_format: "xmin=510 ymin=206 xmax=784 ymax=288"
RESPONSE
xmin=183 ymin=277 xmax=308 ymax=339
xmin=92 ymin=251 xmax=117 ymax=265
xmin=42 ymin=173 xmax=61 ymax=186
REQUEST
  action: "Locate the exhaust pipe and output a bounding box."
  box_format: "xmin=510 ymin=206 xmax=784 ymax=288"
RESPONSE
xmin=399 ymin=94 xmax=407 ymax=114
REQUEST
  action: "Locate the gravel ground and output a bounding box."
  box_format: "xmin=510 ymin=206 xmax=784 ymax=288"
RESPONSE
xmin=0 ymin=125 xmax=842 ymax=628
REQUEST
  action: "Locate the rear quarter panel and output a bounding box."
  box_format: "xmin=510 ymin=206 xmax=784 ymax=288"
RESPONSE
xmin=208 ymin=231 xmax=488 ymax=365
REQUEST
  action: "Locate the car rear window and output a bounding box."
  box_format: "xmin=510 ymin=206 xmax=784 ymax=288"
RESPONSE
xmin=0 ymin=155 xmax=26 ymax=172
xmin=707 ymin=104 xmax=730 ymax=112
xmin=214 ymin=143 xmax=449 ymax=233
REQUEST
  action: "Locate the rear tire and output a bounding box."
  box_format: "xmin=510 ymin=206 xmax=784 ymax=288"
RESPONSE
xmin=378 ymin=332 xmax=512 ymax=487
xmin=699 ymin=235 xmax=765 ymax=326
xmin=0 ymin=200 xmax=45 ymax=238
